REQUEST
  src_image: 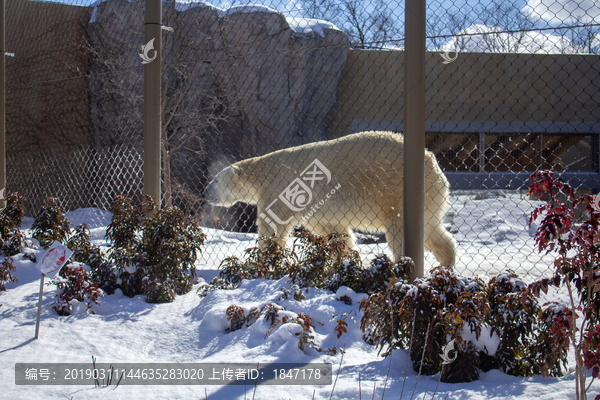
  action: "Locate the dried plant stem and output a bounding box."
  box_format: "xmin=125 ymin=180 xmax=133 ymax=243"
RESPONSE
xmin=381 ymin=348 xmax=393 ymax=399
xmin=429 ymin=366 xmax=444 ymax=400
xmin=586 ymin=376 xmax=596 ymax=393
xmin=411 ymin=321 xmax=432 ymax=400
xmin=359 ymin=372 xmax=362 ymax=400
xmin=382 ymin=289 xmax=394 ymax=400
xmin=252 ymin=363 xmax=259 ymax=400
xmin=422 ymin=383 xmax=430 ymax=400
xmin=400 ymin=311 xmax=417 ymax=400
xmin=567 ymin=282 xmax=584 ymax=400
xmin=329 ymin=344 xmax=345 ymax=400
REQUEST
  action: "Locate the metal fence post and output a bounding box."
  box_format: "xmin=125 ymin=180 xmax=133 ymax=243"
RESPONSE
xmin=404 ymin=0 xmax=426 ymax=280
xmin=0 ymin=0 xmax=5 ymax=209
xmin=143 ymin=0 xmax=162 ymax=207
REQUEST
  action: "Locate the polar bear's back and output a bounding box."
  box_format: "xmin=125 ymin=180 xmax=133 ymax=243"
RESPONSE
xmin=229 ymin=130 xmax=455 ymax=266
xmin=244 ymin=130 xmax=439 ymax=207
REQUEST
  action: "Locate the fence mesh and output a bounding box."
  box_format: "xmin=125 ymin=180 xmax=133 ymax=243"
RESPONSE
xmin=5 ymin=0 xmax=599 ymax=279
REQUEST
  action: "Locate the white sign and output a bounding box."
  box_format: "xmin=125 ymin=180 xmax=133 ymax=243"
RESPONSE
xmin=35 ymin=241 xmax=73 ymax=278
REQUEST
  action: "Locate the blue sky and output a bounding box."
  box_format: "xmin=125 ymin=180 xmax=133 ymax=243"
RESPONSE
xmin=38 ymin=0 xmax=600 ymax=51
xmin=38 ymin=0 xmax=599 ymax=28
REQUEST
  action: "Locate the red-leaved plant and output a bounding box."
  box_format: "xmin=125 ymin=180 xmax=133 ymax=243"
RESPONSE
xmin=527 ymin=170 xmax=600 ymax=400
xmin=52 ymin=264 xmax=106 ymax=316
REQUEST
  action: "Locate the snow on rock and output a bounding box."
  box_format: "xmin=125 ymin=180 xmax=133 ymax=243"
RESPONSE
xmin=173 ymin=0 xmax=222 ymax=13
xmin=287 ymin=17 xmax=340 ymax=37
xmin=172 ymin=2 xmax=340 ymax=37
xmin=225 ymin=4 xmax=279 ymax=15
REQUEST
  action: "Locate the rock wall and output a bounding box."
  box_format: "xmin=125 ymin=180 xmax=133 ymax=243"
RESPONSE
xmin=88 ymin=1 xmax=350 ymax=224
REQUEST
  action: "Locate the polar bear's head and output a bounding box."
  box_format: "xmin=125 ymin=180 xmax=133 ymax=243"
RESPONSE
xmin=203 ymin=164 xmax=256 ymax=207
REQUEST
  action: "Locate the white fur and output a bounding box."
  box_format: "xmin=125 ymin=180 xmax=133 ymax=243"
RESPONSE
xmin=203 ymin=131 xmax=456 ymax=267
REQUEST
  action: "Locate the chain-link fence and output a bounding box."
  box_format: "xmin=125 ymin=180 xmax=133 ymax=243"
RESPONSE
xmin=5 ymin=0 xmax=599 ymax=279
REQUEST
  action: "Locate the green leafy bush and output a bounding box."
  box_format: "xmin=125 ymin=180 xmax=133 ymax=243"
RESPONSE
xmin=0 ymin=193 xmax=26 ymax=238
xmin=486 ymin=272 xmax=567 ymax=377
xmin=219 ymin=239 xmax=295 ymax=286
xmin=360 ymin=254 xmax=414 ymax=294
xmin=102 ymin=195 xmax=206 ymax=302
xmin=288 ymin=232 xmax=360 ymax=290
xmin=0 ymin=193 xmax=28 ymax=255
xmin=141 ymin=204 xmax=206 ymax=301
xmin=1 ymin=228 xmax=29 ymax=256
xmin=66 ymin=224 xmax=94 ymax=263
xmin=359 ymin=267 xmax=568 ymax=382
xmin=105 ymin=194 xmax=140 ymax=251
xmin=0 ymin=258 xmax=18 ymax=291
xmin=439 ymin=292 xmax=491 ymax=382
xmin=32 ymin=197 xmax=71 ymax=248
xmin=52 ymin=264 xmax=105 ymax=315
xmin=87 ymin=247 xmax=118 ymax=295
xmin=226 ymin=305 xmax=247 ymax=332
xmin=211 ymin=232 xmax=412 ymax=295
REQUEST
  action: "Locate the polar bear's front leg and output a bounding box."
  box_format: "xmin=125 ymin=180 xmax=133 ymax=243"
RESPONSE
xmin=256 ymin=206 xmax=295 ymax=249
xmin=424 ymin=225 xmax=456 ymax=267
xmin=384 ymin=221 xmax=404 ymax=264
xmin=307 ymin=222 xmax=357 ymax=252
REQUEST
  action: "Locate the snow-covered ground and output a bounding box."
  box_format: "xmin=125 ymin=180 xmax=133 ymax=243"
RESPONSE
xmin=1 ymin=197 xmax=598 ymax=399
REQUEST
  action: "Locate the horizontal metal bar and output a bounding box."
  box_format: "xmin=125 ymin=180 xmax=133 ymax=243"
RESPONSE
xmin=353 ymin=120 xmax=600 ymax=134
xmin=445 ymin=171 xmax=600 ymax=190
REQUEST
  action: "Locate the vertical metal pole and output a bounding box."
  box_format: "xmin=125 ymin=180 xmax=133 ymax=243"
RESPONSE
xmin=0 ymin=0 xmax=5 ymax=210
xmin=35 ymin=273 xmax=45 ymax=339
xmin=478 ymin=132 xmax=486 ymax=172
xmin=144 ymin=0 xmax=162 ymax=207
xmin=404 ymin=0 xmax=426 ymax=280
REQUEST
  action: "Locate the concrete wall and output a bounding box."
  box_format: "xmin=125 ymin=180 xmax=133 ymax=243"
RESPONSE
xmin=6 ymin=0 xmax=92 ymax=152
xmin=327 ymin=49 xmax=600 ymax=139
xmin=6 ymin=0 xmax=93 ymax=213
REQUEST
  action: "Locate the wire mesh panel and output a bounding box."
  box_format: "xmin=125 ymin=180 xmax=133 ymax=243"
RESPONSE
xmin=5 ymin=0 xmax=599 ymax=279
xmin=6 ymin=0 xmax=145 ymax=214
xmin=7 ymin=144 xmax=143 ymax=213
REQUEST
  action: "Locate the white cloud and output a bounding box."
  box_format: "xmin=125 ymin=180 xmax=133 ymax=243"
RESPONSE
xmin=440 ymin=24 xmax=588 ymax=54
xmin=521 ymin=0 xmax=600 ymax=24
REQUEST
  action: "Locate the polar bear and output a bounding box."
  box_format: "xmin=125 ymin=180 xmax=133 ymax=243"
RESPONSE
xmin=203 ymin=131 xmax=456 ymax=267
